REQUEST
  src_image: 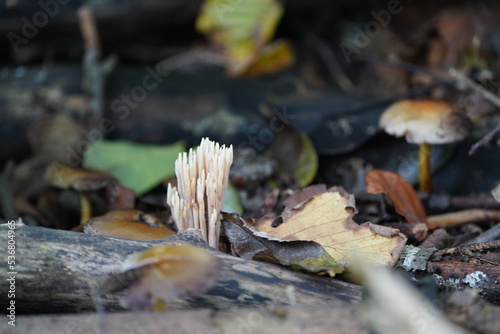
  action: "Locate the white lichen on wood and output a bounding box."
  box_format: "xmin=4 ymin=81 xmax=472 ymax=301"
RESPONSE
xmin=167 ymin=138 xmax=233 ymax=248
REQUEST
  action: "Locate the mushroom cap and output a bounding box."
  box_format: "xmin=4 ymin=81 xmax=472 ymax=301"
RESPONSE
xmin=84 ymin=209 xmax=175 ymax=240
xmin=44 ymin=162 xmax=117 ymax=191
xmin=379 ymin=100 xmax=471 ymax=144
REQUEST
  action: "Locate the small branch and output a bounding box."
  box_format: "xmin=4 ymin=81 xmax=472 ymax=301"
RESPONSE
xmin=461 ymin=223 xmax=500 ymax=246
xmin=430 ymin=240 xmax=500 ymax=262
xmin=427 ymin=209 xmax=500 ymax=230
xmin=424 ymin=193 xmax=500 ymax=211
xmin=302 ymin=29 xmax=354 ymax=92
xmin=468 ymin=123 xmax=500 ymax=155
xmin=78 ymin=8 xmax=100 ymax=52
xmin=77 ymin=7 xmax=117 ymax=124
xmin=286 ymin=14 xmax=354 ymax=92
xmin=356 ymin=53 xmax=455 ymax=86
xmin=448 ymin=68 xmax=500 ymax=155
xmin=449 ymin=68 xmax=500 ymax=155
xmin=449 ymin=68 xmax=500 ymax=109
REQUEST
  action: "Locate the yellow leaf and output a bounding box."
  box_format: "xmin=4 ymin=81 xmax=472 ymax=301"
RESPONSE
xmin=254 ymin=190 xmax=407 ymax=268
xmin=241 ymin=40 xmax=295 ymax=77
xmin=196 ymin=0 xmax=285 ymax=76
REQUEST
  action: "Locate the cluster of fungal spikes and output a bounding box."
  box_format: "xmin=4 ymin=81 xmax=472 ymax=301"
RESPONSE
xmin=167 ymin=138 xmax=233 ymax=248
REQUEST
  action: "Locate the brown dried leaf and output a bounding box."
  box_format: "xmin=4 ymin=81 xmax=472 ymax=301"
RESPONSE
xmin=106 ymin=183 xmax=135 ymax=210
xmin=366 ymin=170 xmax=427 ymax=225
xmin=84 ymin=209 xmax=174 ymax=240
xmin=282 ymin=184 xmax=327 ymax=208
xmin=253 ymin=189 xmax=407 ymax=268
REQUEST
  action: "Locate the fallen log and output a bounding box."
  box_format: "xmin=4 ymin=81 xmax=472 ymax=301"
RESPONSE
xmin=0 ymin=225 xmax=361 ymax=314
xmin=0 ymin=305 xmax=369 ymax=334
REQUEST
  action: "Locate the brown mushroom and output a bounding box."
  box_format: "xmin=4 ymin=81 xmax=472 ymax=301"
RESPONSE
xmin=84 ymin=209 xmax=174 ymax=240
xmin=100 ymin=245 xmax=222 ymax=310
xmin=44 ymin=162 xmax=117 ymax=225
xmin=379 ymin=100 xmax=471 ymax=193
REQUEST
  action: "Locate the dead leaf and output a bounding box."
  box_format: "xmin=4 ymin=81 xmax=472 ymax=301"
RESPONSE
xmin=366 ymin=170 xmax=427 ymax=225
xmin=196 ymin=0 xmax=286 ymax=76
xmin=282 ymin=184 xmax=327 ymax=208
xmin=106 ymin=183 xmax=135 ymax=210
xmin=84 ymin=209 xmax=174 ymax=240
xmin=101 ymin=245 xmax=222 ymax=310
xmin=240 ymin=40 xmax=295 ymax=77
xmin=252 ymin=188 xmax=407 ymax=268
xmin=383 ymin=222 xmax=428 ymax=242
xmin=222 ymin=212 xmax=344 ymax=276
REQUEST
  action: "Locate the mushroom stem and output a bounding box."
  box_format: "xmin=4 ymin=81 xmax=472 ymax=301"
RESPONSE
xmin=79 ymin=191 xmax=92 ymax=225
xmin=418 ymin=143 xmax=432 ymax=193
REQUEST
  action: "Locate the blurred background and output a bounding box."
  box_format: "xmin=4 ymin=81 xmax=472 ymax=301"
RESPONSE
xmin=1 ymin=0 xmax=500 ymax=226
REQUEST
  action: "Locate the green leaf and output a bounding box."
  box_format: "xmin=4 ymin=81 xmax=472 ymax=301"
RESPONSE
xmin=223 ymin=182 xmax=243 ymax=214
xmin=265 ymin=124 xmax=318 ymax=188
xmin=195 ymin=0 xmax=284 ymax=75
xmin=83 ymin=140 xmax=185 ymax=195
xmin=294 ymin=132 xmax=318 ymax=187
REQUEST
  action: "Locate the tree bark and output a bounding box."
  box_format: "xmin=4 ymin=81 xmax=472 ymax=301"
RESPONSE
xmin=0 ymin=225 xmax=361 ymax=314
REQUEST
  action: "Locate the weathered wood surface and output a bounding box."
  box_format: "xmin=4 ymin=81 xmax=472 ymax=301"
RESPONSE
xmin=1 ymin=305 xmax=368 ymax=334
xmin=0 ymin=225 xmax=361 ymax=314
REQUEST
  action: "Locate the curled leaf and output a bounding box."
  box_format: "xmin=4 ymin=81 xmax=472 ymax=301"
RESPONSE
xmin=366 ymin=170 xmax=427 ymax=225
xmin=222 ymin=212 xmax=343 ymax=276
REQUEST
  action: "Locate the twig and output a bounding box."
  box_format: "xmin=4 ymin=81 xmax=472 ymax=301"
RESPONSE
xmin=427 ymin=209 xmax=500 ymax=230
xmin=468 ymin=123 xmax=500 ymax=155
xmin=157 ymin=49 xmax=226 ymax=72
xmin=77 ymin=7 xmax=117 ymax=125
xmin=287 ymin=15 xmax=354 ymax=92
xmin=424 ymin=193 xmax=500 ymax=211
xmin=430 ymin=240 xmax=500 ymax=262
xmin=301 ymin=29 xmax=354 ymax=92
xmin=356 ymin=53 xmax=455 ymax=86
xmin=449 ymin=68 xmax=500 ymax=109
xmin=78 ymin=7 xmax=100 ymax=51
xmin=448 ymin=68 xmax=500 ymax=155
xmin=462 ymin=223 xmax=500 ymax=246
